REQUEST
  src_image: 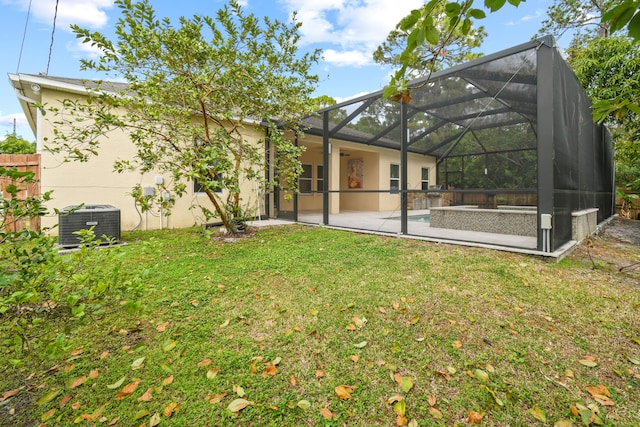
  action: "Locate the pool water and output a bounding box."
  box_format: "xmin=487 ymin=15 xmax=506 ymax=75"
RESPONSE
xmin=386 ymin=214 xmax=430 ymax=222
xmin=408 ymin=213 xmax=430 ymax=222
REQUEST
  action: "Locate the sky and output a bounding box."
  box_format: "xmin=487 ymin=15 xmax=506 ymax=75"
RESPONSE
xmin=0 ymin=0 xmax=565 ymax=140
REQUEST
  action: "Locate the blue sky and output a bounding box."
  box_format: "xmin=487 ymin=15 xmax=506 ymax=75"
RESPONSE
xmin=0 ymin=0 xmax=565 ymax=140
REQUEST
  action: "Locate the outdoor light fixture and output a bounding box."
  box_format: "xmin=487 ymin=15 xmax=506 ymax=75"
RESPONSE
xmin=30 ymin=83 xmax=41 ymax=94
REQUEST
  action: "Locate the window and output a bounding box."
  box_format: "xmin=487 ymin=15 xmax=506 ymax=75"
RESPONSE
xmin=194 ymin=173 xmax=223 ymax=194
xmin=299 ymin=164 xmax=313 ymax=194
xmin=316 ymin=165 xmax=324 ymax=193
xmin=421 ymin=167 xmax=430 ymax=190
xmin=390 ymin=164 xmax=400 ymax=191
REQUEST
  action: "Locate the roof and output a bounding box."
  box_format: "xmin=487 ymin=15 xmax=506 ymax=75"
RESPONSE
xmin=302 ymin=36 xmax=555 ymax=159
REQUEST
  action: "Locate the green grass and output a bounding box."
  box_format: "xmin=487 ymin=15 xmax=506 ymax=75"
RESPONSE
xmin=1 ymin=224 xmax=640 ymax=426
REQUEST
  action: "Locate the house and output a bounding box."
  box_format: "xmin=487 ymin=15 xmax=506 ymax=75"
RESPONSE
xmin=9 ymin=36 xmax=615 ymax=256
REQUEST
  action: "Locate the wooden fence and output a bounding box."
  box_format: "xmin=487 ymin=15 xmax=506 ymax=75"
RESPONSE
xmin=0 ymin=154 xmax=41 ymax=232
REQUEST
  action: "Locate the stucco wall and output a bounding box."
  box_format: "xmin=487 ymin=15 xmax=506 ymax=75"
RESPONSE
xmin=38 ymin=88 xmax=265 ymax=234
xmin=295 ymin=137 xmax=436 ymax=214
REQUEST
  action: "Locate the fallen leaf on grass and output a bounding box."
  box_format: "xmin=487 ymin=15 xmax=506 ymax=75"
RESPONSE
xmin=290 ymin=375 xmax=297 ymax=386
xmin=354 ymin=341 xmax=368 ymax=348
xmin=220 ymin=319 xmax=230 ymax=328
xmin=41 ymin=409 xmax=56 ymax=421
xmin=58 ymin=394 xmax=72 ymax=408
xmin=346 ymin=324 xmax=356 ymax=331
xmin=428 ymin=407 xmax=443 ymax=419
xmin=208 ymin=392 xmax=227 ymax=404
xmin=387 ymin=394 xmax=404 ymax=404
xmin=233 ymin=385 xmax=245 ymax=397
xmin=627 ymin=356 xmax=640 ymax=365
xmin=137 ymin=388 xmax=153 ymax=402
xmin=297 ymin=400 xmax=311 ymax=409
xmin=131 ymin=357 xmax=145 ymax=370
xmin=315 ymin=370 xmax=324 ymax=378
xmin=586 ymin=384 xmax=615 ymax=406
xmin=529 ymin=407 xmax=547 ymax=423
xmin=163 ymin=340 xmax=177 ymax=352
xmin=351 ymin=355 xmax=359 ymax=363
xmin=469 ymin=411 xmax=484 ymax=424
xmin=162 ymin=375 xmax=174 ymax=386
xmin=149 ymin=412 xmax=161 ymax=427
xmin=69 ymin=376 xmax=87 ymax=389
xmin=379 ymin=306 xmax=387 ymax=314
xmin=36 ymin=390 xmax=60 ymax=406
xmin=156 ymin=321 xmax=169 ymax=332
xmin=335 ymin=385 xmax=355 ymax=400
xmin=452 ymin=340 xmax=462 ymax=349
xmin=428 ymin=395 xmax=436 ymax=406
xmin=320 ymin=407 xmax=334 ymax=419
xmin=207 ymin=368 xmax=220 ymax=379
xmin=163 ymin=402 xmax=180 ymax=417
xmin=262 ymin=365 xmax=277 ymax=377
xmin=578 ymin=356 xmax=598 ymax=367
xmin=474 ymin=369 xmax=489 ymax=382
xmin=133 ymin=409 xmax=149 ymax=421
xmin=553 ymin=420 xmax=574 ymax=427
xmin=393 ymin=375 xmax=414 ymax=393
xmin=70 ymin=347 xmax=84 ymax=356
xmin=115 ymin=380 xmax=140 ymax=400
xmin=197 ymin=358 xmax=212 ymax=367
xmin=1 ymin=388 xmax=22 ymax=402
xmin=228 ymin=398 xmax=252 ymax=413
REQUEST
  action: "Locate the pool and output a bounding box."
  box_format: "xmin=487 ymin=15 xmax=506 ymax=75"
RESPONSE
xmin=386 ymin=213 xmax=430 ymax=222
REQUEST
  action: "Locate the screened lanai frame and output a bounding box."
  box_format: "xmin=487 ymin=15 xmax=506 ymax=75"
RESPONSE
xmin=285 ymin=36 xmax=614 ymax=254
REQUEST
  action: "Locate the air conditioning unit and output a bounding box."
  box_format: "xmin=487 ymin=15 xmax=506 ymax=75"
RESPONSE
xmin=58 ymin=204 xmax=121 ymax=247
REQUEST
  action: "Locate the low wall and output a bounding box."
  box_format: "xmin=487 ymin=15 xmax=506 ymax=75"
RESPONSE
xmin=572 ymin=208 xmax=599 ymax=242
xmin=430 ymin=206 xmax=537 ymax=237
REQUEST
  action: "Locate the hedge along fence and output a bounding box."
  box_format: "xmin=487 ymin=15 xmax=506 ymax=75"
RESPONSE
xmin=0 ymin=154 xmax=41 ymax=232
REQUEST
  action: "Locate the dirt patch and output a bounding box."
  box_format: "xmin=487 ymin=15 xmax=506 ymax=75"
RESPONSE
xmin=571 ymin=217 xmax=640 ymax=283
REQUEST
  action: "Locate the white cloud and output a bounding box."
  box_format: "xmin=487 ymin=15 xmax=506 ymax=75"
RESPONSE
xmin=0 ymin=113 xmax=29 ymax=129
xmin=5 ymin=0 xmax=113 ymax=30
xmin=68 ymin=39 xmax=105 ymax=59
xmin=323 ymin=49 xmax=372 ymax=67
xmin=334 ymin=91 xmax=369 ymax=104
xmin=279 ymin=0 xmax=423 ymax=65
xmin=506 ymin=9 xmax=544 ymax=26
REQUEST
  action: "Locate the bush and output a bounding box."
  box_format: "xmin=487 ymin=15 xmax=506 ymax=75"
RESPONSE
xmin=0 ymin=167 xmax=143 ymax=359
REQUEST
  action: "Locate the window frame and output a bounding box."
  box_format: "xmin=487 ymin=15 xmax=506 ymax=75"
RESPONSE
xmin=421 ymin=167 xmax=430 ymax=191
xmin=299 ymin=163 xmax=313 ymax=195
xmin=390 ymin=163 xmax=400 ymax=192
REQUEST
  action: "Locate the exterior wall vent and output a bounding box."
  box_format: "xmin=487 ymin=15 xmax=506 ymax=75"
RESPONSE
xmin=58 ymin=204 xmax=121 ymax=247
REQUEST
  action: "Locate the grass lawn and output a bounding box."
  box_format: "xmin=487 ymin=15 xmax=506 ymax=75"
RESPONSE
xmin=1 ymin=224 xmax=639 ymax=426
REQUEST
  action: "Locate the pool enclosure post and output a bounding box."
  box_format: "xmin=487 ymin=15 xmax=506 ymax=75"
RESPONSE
xmin=400 ymin=101 xmax=408 ymax=235
xmin=322 ymin=111 xmax=329 ymax=225
xmin=536 ymin=40 xmax=555 ymax=252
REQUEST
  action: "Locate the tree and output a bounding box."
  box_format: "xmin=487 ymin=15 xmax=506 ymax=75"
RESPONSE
xmin=568 ymin=36 xmax=640 ymax=188
xmin=374 ymin=2 xmax=487 ymax=79
xmin=384 ymin=0 xmax=640 ymax=100
xmin=537 ymin=0 xmax=619 ymax=39
xmin=47 ymin=0 xmax=319 ymax=233
xmin=0 ymin=134 xmax=36 ymax=154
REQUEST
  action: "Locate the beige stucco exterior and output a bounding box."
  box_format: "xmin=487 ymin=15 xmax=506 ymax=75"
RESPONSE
xmin=11 ymin=73 xmax=436 ymax=234
xmin=10 ymin=74 xmax=266 ymax=234
xmin=280 ymin=135 xmax=437 ymax=215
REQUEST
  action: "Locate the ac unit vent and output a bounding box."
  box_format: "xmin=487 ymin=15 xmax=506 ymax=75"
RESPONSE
xmin=58 ymin=204 xmax=121 ymax=247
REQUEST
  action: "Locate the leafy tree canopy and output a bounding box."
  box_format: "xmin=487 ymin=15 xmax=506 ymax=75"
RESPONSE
xmin=47 ymin=0 xmax=320 ymax=233
xmin=537 ymin=0 xmax=620 ymax=40
xmin=0 ymin=134 xmax=36 ymax=154
xmin=384 ymin=0 xmax=640 ymax=99
xmin=373 ymin=1 xmax=487 ymax=79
